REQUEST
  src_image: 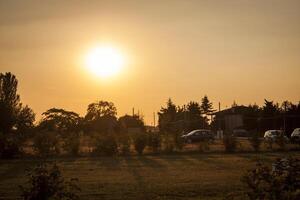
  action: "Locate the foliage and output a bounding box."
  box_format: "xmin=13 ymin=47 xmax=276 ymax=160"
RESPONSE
xmin=62 ymin=133 xmax=80 ymax=156
xmin=20 ymin=163 xmax=80 ymax=200
xmin=133 ymin=132 xmax=147 ymax=155
xmin=200 ymin=95 xmax=215 ymax=115
xmin=118 ymin=114 xmax=145 ymax=133
xmin=249 ymin=132 xmax=261 ymax=152
xmin=92 ymin=133 xmax=118 ymax=156
xmin=275 ymin=133 xmax=287 ymax=151
xmin=0 ymin=72 xmax=35 ymax=135
xmin=242 ymin=157 xmax=300 ymax=200
xmin=173 ymin=132 xmax=184 ymax=151
xmin=198 ymin=140 xmax=210 ymax=152
xmin=147 ymin=132 xmax=161 ymax=153
xmin=161 ymin=134 xmax=174 ymax=153
xmin=85 ymin=101 xmax=117 ymax=121
xmin=158 ymin=98 xmax=178 ymax=133
xmin=33 ymin=131 xmax=60 ymax=157
xmin=223 ymin=133 xmax=237 ymax=153
xmin=39 ymin=108 xmax=81 ymax=134
xmin=0 ymin=132 xmax=22 ymax=158
xmin=118 ymin=133 xmax=131 ymax=155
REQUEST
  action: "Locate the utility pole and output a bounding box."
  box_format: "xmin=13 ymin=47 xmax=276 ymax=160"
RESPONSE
xmin=153 ymin=112 xmax=156 ymax=127
xmin=132 ymin=107 xmax=135 ymax=116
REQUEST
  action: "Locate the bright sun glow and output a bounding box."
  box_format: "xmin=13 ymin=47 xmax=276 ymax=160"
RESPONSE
xmin=85 ymin=46 xmax=124 ymax=78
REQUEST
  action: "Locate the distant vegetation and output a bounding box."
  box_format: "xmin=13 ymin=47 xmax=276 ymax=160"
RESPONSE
xmin=0 ymin=72 xmax=300 ymax=158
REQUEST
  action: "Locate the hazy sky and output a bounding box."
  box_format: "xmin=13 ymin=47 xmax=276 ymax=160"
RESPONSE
xmin=0 ymin=0 xmax=300 ymax=125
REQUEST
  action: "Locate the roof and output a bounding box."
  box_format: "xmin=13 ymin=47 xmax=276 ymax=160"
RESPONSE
xmin=212 ymin=105 xmax=250 ymax=116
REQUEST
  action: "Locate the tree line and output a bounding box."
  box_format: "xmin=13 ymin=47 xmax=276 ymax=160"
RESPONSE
xmin=1 ymin=72 xmax=300 ymax=158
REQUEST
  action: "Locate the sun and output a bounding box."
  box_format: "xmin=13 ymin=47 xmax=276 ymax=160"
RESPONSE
xmin=85 ymin=46 xmax=124 ymax=78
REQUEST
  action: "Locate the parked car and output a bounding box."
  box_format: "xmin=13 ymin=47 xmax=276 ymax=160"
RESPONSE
xmin=291 ymin=128 xmax=300 ymax=143
xmin=181 ymin=129 xmax=214 ymax=143
xmin=264 ymin=130 xmax=289 ymax=142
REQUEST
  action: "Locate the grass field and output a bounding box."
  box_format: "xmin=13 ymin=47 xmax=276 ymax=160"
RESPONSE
xmin=0 ymin=152 xmax=299 ymax=200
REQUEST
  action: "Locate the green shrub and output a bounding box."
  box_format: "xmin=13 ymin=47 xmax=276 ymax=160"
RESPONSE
xmin=93 ymin=133 xmax=118 ymax=156
xmin=249 ymin=132 xmax=261 ymax=152
xmin=242 ymin=157 xmax=300 ymax=200
xmin=133 ymin=133 xmax=147 ymax=155
xmin=147 ymin=132 xmax=161 ymax=153
xmin=20 ymin=163 xmax=80 ymax=200
xmin=33 ymin=131 xmax=60 ymax=157
xmin=223 ymin=133 xmax=237 ymax=153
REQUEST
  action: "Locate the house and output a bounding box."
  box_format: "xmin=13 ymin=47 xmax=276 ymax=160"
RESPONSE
xmin=213 ymin=106 xmax=252 ymax=132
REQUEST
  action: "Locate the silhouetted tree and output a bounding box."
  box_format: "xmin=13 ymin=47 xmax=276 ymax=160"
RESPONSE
xmin=200 ymin=95 xmax=214 ymax=115
xmin=185 ymin=101 xmax=207 ymax=130
xmin=38 ymin=108 xmax=81 ymax=133
xmin=0 ymin=72 xmax=35 ymax=134
xmin=200 ymin=95 xmax=215 ymax=127
xmin=158 ymin=98 xmax=178 ymax=133
xmin=0 ymin=72 xmax=35 ymax=158
xmin=261 ymin=99 xmax=281 ymax=131
xmin=85 ymin=101 xmax=117 ymax=121
xmin=84 ymin=101 xmax=118 ymax=133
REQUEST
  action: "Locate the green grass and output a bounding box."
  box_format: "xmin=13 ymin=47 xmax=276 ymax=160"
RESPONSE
xmin=0 ymin=152 xmax=299 ymax=200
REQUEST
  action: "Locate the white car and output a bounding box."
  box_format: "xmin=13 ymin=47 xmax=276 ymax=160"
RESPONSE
xmin=264 ymin=130 xmax=288 ymax=142
xmin=291 ymin=128 xmax=300 ymax=143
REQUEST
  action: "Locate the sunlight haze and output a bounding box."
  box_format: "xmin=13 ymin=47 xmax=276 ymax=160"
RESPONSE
xmin=0 ymin=0 xmax=300 ymax=124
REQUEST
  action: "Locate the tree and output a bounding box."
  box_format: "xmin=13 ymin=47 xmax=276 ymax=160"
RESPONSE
xmin=0 ymin=72 xmax=35 ymax=158
xmin=185 ymin=101 xmax=207 ymax=130
xmin=158 ymin=98 xmax=178 ymax=133
xmin=38 ymin=108 xmax=81 ymax=133
xmin=0 ymin=72 xmax=35 ymax=134
xmin=261 ymin=99 xmax=281 ymax=131
xmin=200 ymin=95 xmax=215 ymax=115
xmin=85 ymin=101 xmax=117 ymax=121
xmin=84 ymin=101 xmax=118 ymax=133
xmin=200 ymin=95 xmax=215 ymax=127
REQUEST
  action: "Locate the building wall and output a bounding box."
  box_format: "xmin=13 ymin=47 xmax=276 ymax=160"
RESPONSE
xmin=224 ymin=114 xmax=243 ymax=131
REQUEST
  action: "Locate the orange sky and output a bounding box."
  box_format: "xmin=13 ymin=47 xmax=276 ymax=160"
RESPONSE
xmin=0 ymin=0 xmax=300 ymax=125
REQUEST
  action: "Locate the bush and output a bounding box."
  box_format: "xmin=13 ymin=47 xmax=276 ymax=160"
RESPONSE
xmin=265 ymin=138 xmax=274 ymax=150
xmin=20 ymin=163 xmax=80 ymax=200
xmin=93 ymin=133 xmax=118 ymax=156
xmin=275 ymin=134 xmax=287 ymax=151
xmin=162 ymin=134 xmax=175 ymax=153
xmin=0 ymin=132 xmax=22 ymax=158
xmin=62 ymin=133 xmax=80 ymax=156
xmin=118 ymin=133 xmax=131 ymax=156
xmin=173 ymin=132 xmax=184 ymax=151
xmin=147 ymin=132 xmax=161 ymax=153
xmin=223 ymin=133 xmax=237 ymax=153
xmin=33 ymin=131 xmax=60 ymax=157
xmin=242 ymin=157 xmax=300 ymax=200
xmin=198 ymin=140 xmax=210 ymax=152
xmin=249 ymin=132 xmax=261 ymax=152
xmin=133 ymin=133 xmax=147 ymax=155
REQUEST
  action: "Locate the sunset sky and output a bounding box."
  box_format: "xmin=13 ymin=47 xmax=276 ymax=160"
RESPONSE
xmin=0 ymin=0 xmax=300 ymax=125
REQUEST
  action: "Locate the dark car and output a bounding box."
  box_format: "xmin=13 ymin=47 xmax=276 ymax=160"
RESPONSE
xmin=181 ymin=129 xmax=214 ymax=143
